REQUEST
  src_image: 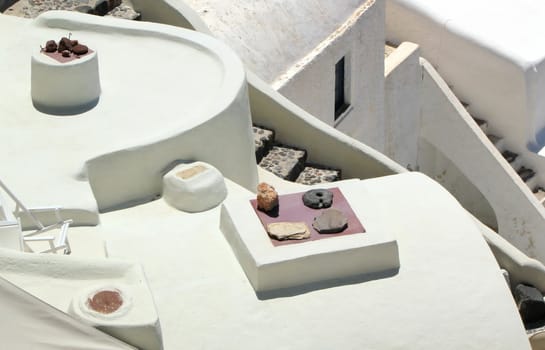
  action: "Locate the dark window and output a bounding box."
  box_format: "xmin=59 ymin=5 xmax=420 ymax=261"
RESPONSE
xmin=335 ymin=57 xmax=349 ymax=120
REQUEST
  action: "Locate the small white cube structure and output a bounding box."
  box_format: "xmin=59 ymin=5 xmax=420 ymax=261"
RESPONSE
xmin=31 ymin=49 xmax=100 ymax=114
xmin=163 ymin=162 xmax=228 ymax=213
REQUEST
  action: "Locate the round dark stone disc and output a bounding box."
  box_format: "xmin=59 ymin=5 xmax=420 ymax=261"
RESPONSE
xmin=302 ymin=189 xmax=334 ymax=209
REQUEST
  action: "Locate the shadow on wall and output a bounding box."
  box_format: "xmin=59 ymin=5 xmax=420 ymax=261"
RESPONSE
xmin=418 ymin=138 xmax=498 ymax=230
xmin=256 ymin=268 xmax=399 ymax=300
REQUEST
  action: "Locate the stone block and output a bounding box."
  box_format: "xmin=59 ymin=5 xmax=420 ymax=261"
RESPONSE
xmin=258 ymin=145 xmax=306 ymax=181
xmin=514 ymin=284 xmax=545 ymax=324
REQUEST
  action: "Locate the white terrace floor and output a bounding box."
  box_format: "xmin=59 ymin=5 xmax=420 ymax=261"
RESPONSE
xmin=0 ymin=11 xmax=531 ymax=349
xmin=58 ymin=171 xmax=528 ymax=349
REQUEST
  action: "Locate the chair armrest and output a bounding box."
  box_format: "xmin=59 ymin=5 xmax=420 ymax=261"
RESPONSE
xmin=24 ymin=236 xmax=54 ymax=242
xmin=25 ymin=206 xmax=63 ymax=212
xmin=26 ymin=206 xmax=63 ymax=222
xmin=0 ymin=220 xmax=19 ymax=227
xmin=55 ymin=221 xmax=71 ymax=246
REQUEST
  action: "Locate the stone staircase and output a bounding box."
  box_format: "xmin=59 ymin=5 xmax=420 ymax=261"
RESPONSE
xmin=466 ymin=106 xmax=545 ymax=205
xmin=2 ymin=0 xmax=140 ymax=20
xmin=253 ymin=125 xmax=341 ymax=185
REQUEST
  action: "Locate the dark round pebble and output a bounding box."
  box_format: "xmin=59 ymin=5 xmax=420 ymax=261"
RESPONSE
xmin=57 ymin=37 xmax=73 ymax=52
xmin=72 ymin=44 xmax=88 ymax=55
xmin=45 ymin=40 xmax=57 ymax=52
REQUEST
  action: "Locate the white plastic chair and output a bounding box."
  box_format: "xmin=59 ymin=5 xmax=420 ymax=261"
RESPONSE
xmin=0 ymin=178 xmax=72 ymax=254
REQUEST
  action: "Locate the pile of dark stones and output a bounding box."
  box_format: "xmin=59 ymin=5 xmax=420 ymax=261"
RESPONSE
xmin=42 ymin=36 xmax=89 ymax=57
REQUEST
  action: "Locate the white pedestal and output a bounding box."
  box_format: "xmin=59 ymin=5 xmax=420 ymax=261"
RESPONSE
xmin=31 ymin=50 xmax=100 ymax=115
xmin=220 ymin=183 xmax=399 ymax=293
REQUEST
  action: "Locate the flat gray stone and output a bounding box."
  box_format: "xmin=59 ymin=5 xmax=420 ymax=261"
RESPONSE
xmin=312 ymin=209 xmax=348 ymax=234
xmin=302 ymin=189 xmax=334 ymax=209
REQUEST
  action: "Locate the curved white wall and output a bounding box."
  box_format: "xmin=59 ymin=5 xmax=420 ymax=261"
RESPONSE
xmin=21 ymin=12 xmax=258 ymax=213
xmin=86 ymin=83 xmax=256 ymax=212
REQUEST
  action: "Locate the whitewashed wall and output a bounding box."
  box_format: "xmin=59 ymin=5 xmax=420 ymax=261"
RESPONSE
xmin=277 ymin=1 xmax=385 ymax=150
xmin=384 ymin=42 xmax=420 ymax=169
xmin=419 ymin=58 xmax=545 ymax=263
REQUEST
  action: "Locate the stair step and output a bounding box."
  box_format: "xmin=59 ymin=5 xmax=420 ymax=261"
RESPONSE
xmin=487 ymin=134 xmax=504 ymax=149
xmin=252 ymin=125 xmax=275 ymax=163
xmin=518 ymin=166 xmax=536 ymax=182
xmin=295 ymin=165 xmax=341 ymax=185
xmin=502 ymin=150 xmax=518 ymax=163
xmin=259 ymin=145 xmax=307 ymax=181
xmin=473 ymin=117 xmax=488 ymax=133
xmin=534 ymin=188 xmax=545 ymax=204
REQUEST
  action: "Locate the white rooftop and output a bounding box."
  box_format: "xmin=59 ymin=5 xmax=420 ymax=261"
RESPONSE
xmin=181 ymin=0 xmax=370 ymax=84
xmin=97 ymin=173 xmax=529 ymax=349
xmin=0 ymin=10 xmax=532 ymax=350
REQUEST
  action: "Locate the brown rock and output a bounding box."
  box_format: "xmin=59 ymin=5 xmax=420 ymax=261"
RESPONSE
xmin=45 ymin=40 xmax=57 ymax=52
xmin=267 ymin=222 xmax=310 ymax=241
xmin=57 ymin=37 xmax=73 ymax=53
xmin=61 ymin=50 xmax=71 ymax=57
xmin=313 ymin=208 xmax=348 ymax=234
xmin=72 ymin=44 xmax=89 ymax=55
xmin=257 ymin=182 xmax=278 ymax=212
xmin=87 ymin=290 xmax=123 ymax=314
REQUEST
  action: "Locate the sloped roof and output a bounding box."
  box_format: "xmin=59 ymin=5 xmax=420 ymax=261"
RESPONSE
xmin=183 ymin=0 xmax=371 ymax=83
